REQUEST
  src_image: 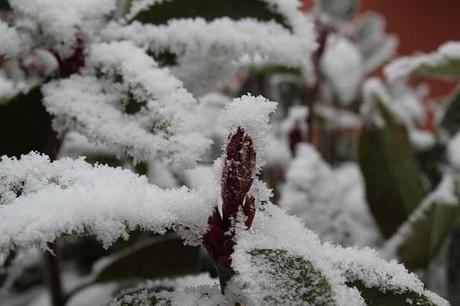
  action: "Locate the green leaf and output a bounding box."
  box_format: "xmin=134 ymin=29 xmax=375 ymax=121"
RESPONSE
xmin=318 ymin=0 xmax=359 ymax=22
xmin=241 ymin=249 xmax=336 ymax=305
xmin=440 ymin=87 xmax=460 ymax=137
xmin=94 ymin=235 xmax=200 ymax=283
xmin=398 ymin=202 xmax=460 ymax=270
xmin=130 ymin=0 xmax=290 ymax=29
xmin=0 ymin=87 xmax=57 ymax=157
xmin=413 ymin=58 xmax=460 ymax=79
xmin=349 ymin=281 xmax=438 ymax=306
xmin=358 ymin=102 xmax=428 ymax=238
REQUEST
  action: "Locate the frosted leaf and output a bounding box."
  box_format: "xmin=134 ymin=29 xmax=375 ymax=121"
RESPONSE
xmin=0 ymin=75 xmax=19 ymax=103
xmin=231 ymin=204 xmax=447 ymax=306
xmin=230 ymin=205 xmax=364 ymax=306
xmin=102 ymin=17 xmax=315 ymax=94
xmin=221 ymin=94 xmax=277 ymax=167
xmin=280 ymin=144 xmax=380 ymax=247
xmin=320 ymin=35 xmax=364 ymax=104
xmin=42 ymin=41 xmax=211 ymax=169
xmin=362 ymin=78 xmax=427 ymax=130
xmin=9 ymin=0 xmax=117 ymax=56
xmin=385 ymin=41 xmax=460 ymax=81
xmin=353 ymin=13 xmax=398 ymax=74
xmin=0 ymin=153 xmax=217 ymax=253
xmin=0 ymin=20 xmax=23 ymax=59
xmin=109 ymin=274 xmax=227 ymax=306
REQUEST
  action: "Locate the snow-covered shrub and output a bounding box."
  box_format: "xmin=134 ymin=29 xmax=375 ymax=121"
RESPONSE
xmin=0 ymin=0 xmax=458 ymax=305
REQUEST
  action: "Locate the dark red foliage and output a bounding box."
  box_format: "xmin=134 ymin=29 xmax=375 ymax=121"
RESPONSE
xmin=203 ymin=128 xmax=257 ymax=272
xmin=288 ymin=120 xmax=304 ymax=156
xmin=221 ymin=128 xmax=256 ymax=230
xmin=54 ymin=38 xmax=85 ymax=78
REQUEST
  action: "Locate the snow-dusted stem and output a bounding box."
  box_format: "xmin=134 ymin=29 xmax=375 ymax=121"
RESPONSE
xmin=307 ymin=21 xmax=330 ymax=143
xmin=43 ymin=242 xmax=65 ymax=306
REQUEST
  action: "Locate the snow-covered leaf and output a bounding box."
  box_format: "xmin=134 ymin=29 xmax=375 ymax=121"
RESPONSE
xmin=232 ymin=205 xmax=447 ymax=306
xmin=0 ymin=153 xmax=216 ymax=253
xmin=317 ymin=0 xmax=359 ymax=23
xmin=8 ymin=0 xmax=117 ymax=56
xmin=42 ymin=41 xmax=210 ymax=169
xmin=349 ymin=280 xmax=440 ymax=306
xmin=353 ymin=13 xmax=398 ymax=74
xmin=235 ymin=248 xmax=336 ymax=305
xmin=385 ymin=41 xmax=460 ymax=81
xmin=102 ymin=17 xmax=315 ymax=95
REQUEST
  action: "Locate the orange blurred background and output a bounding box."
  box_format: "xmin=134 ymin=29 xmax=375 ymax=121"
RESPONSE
xmin=303 ymin=0 xmax=460 ymax=97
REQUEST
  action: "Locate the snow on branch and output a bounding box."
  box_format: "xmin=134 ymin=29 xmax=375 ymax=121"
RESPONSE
xmin=9 ymin=0 xmax=117 ymax=56
xmin=0 ymin=153 xmax=216 ymax=254
xmin=385 ymin=41 xmax=460 ymax=81
xmin=42 ymin=41 xmax=211 ymax=169
xmin=102 ymin=17 xmax=315 ymax=94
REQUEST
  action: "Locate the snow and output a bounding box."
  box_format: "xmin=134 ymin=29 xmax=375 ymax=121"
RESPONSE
xmin=0 ymin=75 xmax=19 ymax=103
xmin=222 ymin=94 xmax=277 ymax=167
xmin=385 ymin=41 xmax=460 ymax=81
xmin=102 ymin=17 xmax=314 ymax=94
xmin=0 ymin=20 xmax=23 ymax=58
xmin=0 ymin=153 xmax=217 ymax=253
xmin=280 ymin=144 xmax=380 ymax=247
xmin=230 ymin=205 xmax=364 ymax=306
xmin=42 ymin=41 xmax=211 ymax=169
xmin=9 ymin=0 xmax=117 ymax=56
xmin=231 ymin=204 xmax=448 ymax=306
xmin=109 ymin=274 xmax=226 ymax=306
xmin=320 ymin=35 xmax=364 ymax=104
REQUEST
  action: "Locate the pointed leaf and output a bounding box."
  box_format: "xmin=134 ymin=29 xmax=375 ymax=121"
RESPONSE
xmin=318 ymin=0 xmax=359 ymax=23
xmin=358 ymin=102 xmax=428 ymax=237
xmin=397 ymin=202 xmax=459 ymax=270
xmin=236 ymin=249 xmax=336 ymax=305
